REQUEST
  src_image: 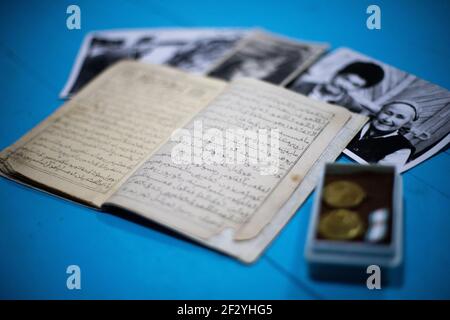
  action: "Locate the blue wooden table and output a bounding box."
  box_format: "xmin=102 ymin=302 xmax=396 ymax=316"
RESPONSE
xmin=0 ymin=0 xmax=449 ymax=299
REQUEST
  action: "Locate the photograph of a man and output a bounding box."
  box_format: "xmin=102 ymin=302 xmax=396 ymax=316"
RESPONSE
xmin=347 ymin=101 xmax=418 ymax=167
xmin=291 ymin=61 xmax=385 ymax=113
xmin=289 ymin=47 xmax=450 ymax=172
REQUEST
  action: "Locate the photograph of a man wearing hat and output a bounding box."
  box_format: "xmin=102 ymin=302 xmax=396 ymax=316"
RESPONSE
xmin=291 ymin=61 xmax=385 ymax=113
xmin=347 ymin=100 xmax=419 ymax=167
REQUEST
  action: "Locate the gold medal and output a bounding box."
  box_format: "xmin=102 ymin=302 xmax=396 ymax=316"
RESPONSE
xmin=323 ymin=180 xmax=366 ymax=208
xmin=318 ymin=209 xmax=365 ymax=240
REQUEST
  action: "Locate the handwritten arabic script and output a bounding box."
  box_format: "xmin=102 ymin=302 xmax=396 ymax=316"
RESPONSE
xmin=8 ymin=64 xmax=221 ymax=193
xmin=115 ymin=80 xmax=334 ymax=234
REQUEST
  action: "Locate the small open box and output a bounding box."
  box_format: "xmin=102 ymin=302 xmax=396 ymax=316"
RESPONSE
xmin=305 ymin=163 xmax=403 ymax=283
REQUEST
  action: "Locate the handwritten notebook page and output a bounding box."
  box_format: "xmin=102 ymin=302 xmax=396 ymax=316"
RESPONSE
xmin=192 ymin=110 xmax=366 ymax=263
xmin=0 ymin=61 xmax=226 ymax=207
xmin=107 ymin=78 xmax=353 ymax=242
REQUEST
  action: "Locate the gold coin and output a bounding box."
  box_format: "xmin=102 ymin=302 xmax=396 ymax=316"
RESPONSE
xmin=318 ymin=209 xmax=365 ymax=240
xmin=323 ymin=180 xmax=366 ymax=208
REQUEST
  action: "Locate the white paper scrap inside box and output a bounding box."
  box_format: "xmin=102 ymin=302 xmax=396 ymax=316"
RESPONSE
xmin=305 ymin=163 xmax=403 ymax=281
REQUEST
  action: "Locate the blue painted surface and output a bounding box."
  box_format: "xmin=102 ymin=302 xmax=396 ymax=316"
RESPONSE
xmin=0 ymin=0 xmax=449 ymax=299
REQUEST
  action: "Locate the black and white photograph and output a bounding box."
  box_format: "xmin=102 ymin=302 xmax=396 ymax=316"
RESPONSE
xmin=60 ymin=28 xmax=246 ymax=98
xmin=164 ymin=35 xmax=242 ymax=74
xmin=207 ymin=31 xmax=328 ymax=86
xmin=61 ymin=32 xmax=157 ymax=97
xmin=289 ymin=47 xmax=450 ymax=172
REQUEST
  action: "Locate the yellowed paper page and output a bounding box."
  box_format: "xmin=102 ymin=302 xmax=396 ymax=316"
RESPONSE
xmin=107 ymin=78 xmax=354 ymax=241
xmin=202 ymin=112 xmax=367 ymax=263
xmin=0 ymin=61 xmax=226 ymax=207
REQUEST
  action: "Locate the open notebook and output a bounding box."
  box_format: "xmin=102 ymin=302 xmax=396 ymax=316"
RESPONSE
xmin=0 ymin=61 xmax=366 ymax=263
